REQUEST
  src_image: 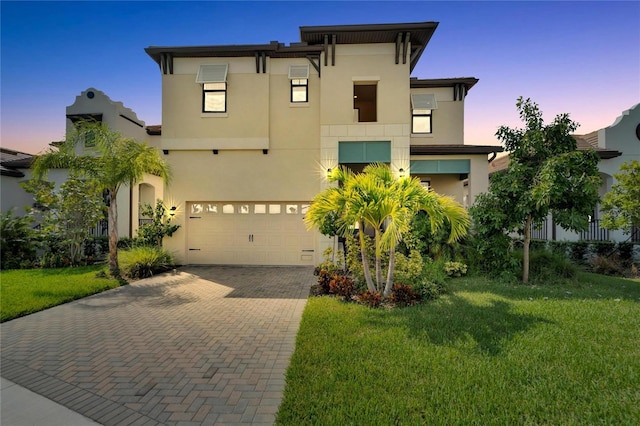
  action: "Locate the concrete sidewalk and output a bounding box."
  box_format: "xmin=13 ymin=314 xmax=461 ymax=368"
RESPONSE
xmin=1 ymin=377 xmax=100 ymax=425
xmin=1 ymin=266 xmax=313 ymax=425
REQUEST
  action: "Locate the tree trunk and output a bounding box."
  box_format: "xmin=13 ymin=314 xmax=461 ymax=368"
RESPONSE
xmin=358 ymin=224 xmax=375 ymax=293
xmin=374 ymin=229 xmax=382 ymax=292
xmin=523 ymin=215 xmax=532 ymax=284
xmin=108 ymin=190 xmax=120 ymax=278
xmin=383 ymin=246 xmax=396 ymax=297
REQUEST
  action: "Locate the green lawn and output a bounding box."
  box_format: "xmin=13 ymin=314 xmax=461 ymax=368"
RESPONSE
xmin=277 ymin=272 xmax=640 ymax=425
xmin=0 ymin=266 xmax=123 ymax=322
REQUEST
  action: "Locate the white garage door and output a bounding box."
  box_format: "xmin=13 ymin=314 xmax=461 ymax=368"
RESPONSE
xmin=186 ymin=202 xmax=315 ymax=265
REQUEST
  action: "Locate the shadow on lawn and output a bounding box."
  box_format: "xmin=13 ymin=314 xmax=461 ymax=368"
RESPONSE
xmin=452 ymin=273 xmax=640 ymax=303
xmin=370 ymin=294 xmax=553 ymax=356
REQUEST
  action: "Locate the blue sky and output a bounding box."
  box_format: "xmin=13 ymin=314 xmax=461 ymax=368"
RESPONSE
xmin=1 ymin=1 xmax=639 ymax=154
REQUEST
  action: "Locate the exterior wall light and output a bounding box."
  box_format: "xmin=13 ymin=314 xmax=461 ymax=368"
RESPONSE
xmin=398 ymin=168 xmax=406 ymax=177
xmin=169 ymin=206 xmax=177 ymax=217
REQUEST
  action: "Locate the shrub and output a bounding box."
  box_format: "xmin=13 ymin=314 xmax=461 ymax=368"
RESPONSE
xmin=413 ymin=280 xmax=446 ymax=301
xmin=590 ymin=255 xmax=625 ymax=276
xmin=570 ymin=241 xmax=589 ymax=263
xmin=329 ymin=275 xmax=356 ymax=300
xmin=591 ymin=241 xmax=616 ymax=257
xmin=389 ymin=283 xmax=421 ymax=307
xmin=444 ymin=261 xmax=468 ymax=278
xmin=393 ymin=250 xmax=424 ymax=286
xmin=0 ymin=210 xmax=37 ymax=269
xmin=524 ymin=250 xmax=577 ymax=283
xmin=119 ymin=246 xmax=175 ymax=279
xmin=617 ymin=242 xmax=635 ymax=266
xmin=357 ymin=291 xmax=383 ymax=308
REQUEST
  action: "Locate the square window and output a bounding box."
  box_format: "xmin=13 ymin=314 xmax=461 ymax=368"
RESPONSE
xmin=239 ymin=204 xmax=249 ymax=214
xmin=286 ymin=204 xmax=298 ymax=214
xmin=254 ymin=204 xmax=266 ymax=214
xmin=205 ymin=204 xmax=218 ymax=213
xmin=222 ymin=204 xmax=234 ymax=214
xmin=191 ymin=203 xmax=203 ymax=214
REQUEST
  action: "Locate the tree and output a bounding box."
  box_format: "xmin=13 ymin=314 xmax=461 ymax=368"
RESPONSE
xmin=23 ymin=172 xmax=105 ymax=265
xmin=0 ymin=209 xmax=37 ymax=269
xmin=305 ymin=163 xmax=469 ymax=297
xmin=33 ymin=121 xmax=171 ymax=277
xmin=471 ymin=97 xmax=601 ymax=283
xmin=600 ymin=160 xmax=640 ymax=238
xmin=136 ymin=200 xmax=180 ymax=248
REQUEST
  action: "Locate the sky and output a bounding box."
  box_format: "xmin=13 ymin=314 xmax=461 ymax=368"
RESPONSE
xmin=1 ymin=1 xmax=639 ymax=155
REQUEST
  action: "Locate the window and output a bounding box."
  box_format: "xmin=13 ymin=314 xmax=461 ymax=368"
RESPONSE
xmin=196 ymin=64 xmax=228 ymax=113
xmin=354 ymin=83 xmax=377 ymax=122
xmin=289 ymin=65 xmax=309 ymax=103
xmin=412 ymin=109 xmax=432 ymax=134
xmin=411 ymin=93 xmax=437 ymax=134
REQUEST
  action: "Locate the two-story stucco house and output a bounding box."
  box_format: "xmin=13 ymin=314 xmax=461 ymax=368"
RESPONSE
xmin=143 ymin=21 xmax=502 ymax=266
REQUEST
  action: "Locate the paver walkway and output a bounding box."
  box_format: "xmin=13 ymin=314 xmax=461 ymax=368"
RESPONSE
xmin=1 ymin=266 xmax=314 ymax=425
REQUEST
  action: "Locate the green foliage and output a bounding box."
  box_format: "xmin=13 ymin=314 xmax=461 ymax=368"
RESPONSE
xmin=444 ymin=261 xmax=468 ymax=278
xmin=601 ymin=160 xmax=640 ymax=233
xmin=23 ymin=173 xmax=105 ymax=266
xmin=400 ymin=211 xmax=461 ymax=260
xmin=118 ymin=246 xmax=175 ymax=279
xmin=32 ymin=121 xmax=172 ymax=277
xmin=393 ymin=250 xmax=424 ymax=285
xmin=136 ymin=200 xmax=181 ymax=247
xmin=314 ymin=247 xmax=345 ymax=275
xmin=0 ymin=209 xmax=37 ymax=269
xmin=569 ymin=241 xmax=590 ymax=263
xmin=305 ymin=163 xmax=469 ymax=296
xmin=472 ymin=97 xmax=601 ymax=283
xmin=589 ymin=255 xmax=625 ymax=276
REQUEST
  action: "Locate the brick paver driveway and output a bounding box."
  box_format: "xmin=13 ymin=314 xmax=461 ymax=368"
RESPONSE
xmin=1 ymin=266 xmax=314 ymax=425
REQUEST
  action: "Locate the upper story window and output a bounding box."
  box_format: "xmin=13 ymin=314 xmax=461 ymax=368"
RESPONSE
xmin=411 ymin=93 xmax=437 ymax=134
xmin=354 ymin=83 xmax=377 ymax=122
xmin=289 ymin=65 xmax=309 ymax=103
xmin=196 ymin=64 xmax=228 ymax=113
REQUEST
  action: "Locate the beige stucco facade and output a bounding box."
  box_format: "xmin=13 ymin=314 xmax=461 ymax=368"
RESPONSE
xmin=146 ymin=22 xmax=501 ymax=265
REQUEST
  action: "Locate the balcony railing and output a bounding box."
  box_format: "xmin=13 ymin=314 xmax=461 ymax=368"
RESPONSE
xmin=530 ymin=219 xmax=548 ymax=240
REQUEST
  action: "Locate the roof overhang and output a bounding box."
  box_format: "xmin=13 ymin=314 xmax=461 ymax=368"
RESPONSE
xmin=411 ymin=77 xmax=479 ymax=92
xmin=300 ymin=21 xmax=438 ymax=71
xmin=411 ymin=145 xmax=504 ymax=156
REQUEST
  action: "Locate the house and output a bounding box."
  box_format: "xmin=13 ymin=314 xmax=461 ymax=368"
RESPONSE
xmin=489 ymin=103 xmax=640 ymax=244
xmin=144 ymin=21 xmax=503 ymax=266
xmin=1 ymin=88 xmax=164 ymax=238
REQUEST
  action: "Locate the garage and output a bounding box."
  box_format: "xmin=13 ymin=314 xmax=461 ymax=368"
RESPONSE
xmin=186 ymin=202 xmax=316 ymax=265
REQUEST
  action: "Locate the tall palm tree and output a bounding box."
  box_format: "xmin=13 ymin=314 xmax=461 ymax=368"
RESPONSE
xmin=306 ymin=163 xmax=469 ymax=297
xmin=33 ymin=121 xmax=171 ymax=277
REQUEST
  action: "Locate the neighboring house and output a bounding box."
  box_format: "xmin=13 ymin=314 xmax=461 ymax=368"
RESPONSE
xmin=144 ymin=21 xmax=503 ymax=266
xmin=1 ymin=148 xmax=36 ymax=215
xmin=489 ymin=103 xmax=640 ymax=244
xmin=1 ymin=88 xmax=164 ymax=238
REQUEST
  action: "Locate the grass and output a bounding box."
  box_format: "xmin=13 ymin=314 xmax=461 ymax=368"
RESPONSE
xmin=0 ymin=266 xmax=123 ymax=322
xmin=277 ymin=272 xmax=640 ymax=425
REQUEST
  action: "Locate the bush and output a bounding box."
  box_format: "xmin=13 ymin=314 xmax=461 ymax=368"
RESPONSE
xmin=591 ymin=241 xmax=616 ymax=257
xmin=523 ymin=250 xmax=577 ymax=282
xmin=119 ymin=246 xmax=175 ymax=279
xmin=413 ymin=280 xmax=446 ymax=301
xmin=616 ymin=242 xmax=635 ymax=266
xmin=117 ymin=237 xmax=136 ymax=250
xmin=590 ymin=255 xmax=625 ymax=276
xmin=357 ymin=291 xmax=383 ymax=308
xmin=393 ymin=250 xmax=424 ymax=286
xmin=570 ymin=241 xmax=590 ymax=263
xmin=0 ymin=210 xmax=37 ymax=269
xmin=314 ymin=269 xmax=333 ymax=295
xmin=444 ymin=261 xmax=468 ymax=278
xmin=389 ymin=283 xmax=421 ymax=307
xmin=329 ymin=274 xmax=356 ymax=300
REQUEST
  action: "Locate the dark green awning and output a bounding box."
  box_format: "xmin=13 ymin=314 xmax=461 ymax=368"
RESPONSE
xmin=339 ymin=141 xmax=391 ymax=163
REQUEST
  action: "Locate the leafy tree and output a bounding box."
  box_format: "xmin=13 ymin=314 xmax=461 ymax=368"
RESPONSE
xmin=23 ymin=173 xmax=105 ymax=265
xmin=32 ymin=121 xmax=171 ymax=277
xmin=305 ymin=163 xmax=468 ymax=297
xmin=601 ymin=160 xmax=640 ymax=239
xmin=471 ymin=97 xmax=601 ymax=283
xmin=0 ymin=209 xmax=37 ymax=269
xmin=136 ymin=200 xmax=180 ymax=248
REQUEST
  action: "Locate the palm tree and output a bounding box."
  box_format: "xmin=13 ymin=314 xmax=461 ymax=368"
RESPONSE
xmin=305 ymin=163 xmax=469 ymax=297
xmin=33 ymin=121 xmax=171 ymax=277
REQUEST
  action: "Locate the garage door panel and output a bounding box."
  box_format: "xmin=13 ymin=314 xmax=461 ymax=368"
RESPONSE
xmin=187 ymin=202 xmax=314 ymax=265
